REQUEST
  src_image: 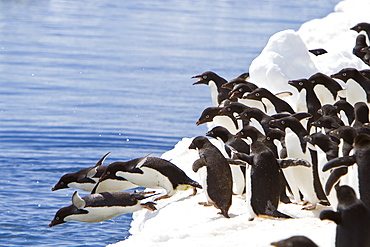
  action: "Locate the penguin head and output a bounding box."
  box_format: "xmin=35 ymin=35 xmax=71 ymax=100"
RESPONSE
xmin=288 ymin=79 xmax=309 ymax=92
xmin=205 ymin=126 xmax=229 ymax=139
xmin=189 ymin=136 xmax=210 ymax=150
xmin=196 ymin=107 xmax=222 ymax=126
xmin=192 ymin=71 xmax=219 ymax=85
xmin=52 ymin=173 xmax=75 ymax=191
xmin=221 ymin=78 xmax=247 ymax=90
xmin=49 ymin=192 xmax=88 ymax=227
xmin=228 ymin=84 xmax=253 ymax=99
xmin=330 ymin=68 xmax=357 ymax=82
xmin=350 ymin=22 xmax=370 ymax=33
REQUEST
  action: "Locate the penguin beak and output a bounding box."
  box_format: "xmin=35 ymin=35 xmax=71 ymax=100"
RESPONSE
xmin=192 ymin=75 xmax=207 ymax=85
xmin=195 ymin=120 xmax=203 ymax=126
xmin=189 ymin=142 xmax=196 ymax=149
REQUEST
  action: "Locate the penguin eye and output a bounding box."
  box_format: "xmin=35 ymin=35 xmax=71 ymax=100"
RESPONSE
xmin=233 ymin=83 xmax=236 ymax=86
xmin=362 ymin=72 xmax=366 ymax=76
xmin=244 ymin=113 xmax=248 ymax=117
xmin=60 ymin=182 xmax=64 ymax=185
xmin=311 ymin=80 xmax=315 ymax=84
xmin=342 ymin=73 xmax=346 ymax=76
xmin=106 ymin=171 xmax=110 ymax=175
xmin=317 ymin=121 xmax=321 ymax=124
xmin=299 ymin=82 xmax=303 ymax=86
xmin=56 ymin=217 xmax=60 ymax=220
xmin=205 ymin=115 xmax=209 ymax=119
xmin=227 ymin=108 xmax=231 ymax=112
xmin=239 ymin=88 xmax=243 ymax=92
xmin=266 ymin=137 xmax=271 ymax=140
xmin=255 ymin=93 xmax=260 ymax=97
xmin=203 ymin=75 xmax=207 ymax=79
xmin=281 ymin=120 xmax=285 ymax=125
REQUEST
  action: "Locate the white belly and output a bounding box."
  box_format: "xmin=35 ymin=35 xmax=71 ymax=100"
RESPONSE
xmin=116 ymin=167 xmax=174 ymax=196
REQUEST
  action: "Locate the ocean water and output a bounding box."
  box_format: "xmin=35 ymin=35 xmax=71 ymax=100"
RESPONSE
xmin=0 ymin=0 xmax=340 ymax=246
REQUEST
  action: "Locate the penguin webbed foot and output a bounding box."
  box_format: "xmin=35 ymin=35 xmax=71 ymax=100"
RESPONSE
xmin=141 ymin=202 xmax=157 ymax=211
xmin=154 ymin=194 xmax=171 ymax=201
xmin=190 ymin=187 xmax=198 ymax=196
xmin=302 ymin=203 xmax=317 ymax=210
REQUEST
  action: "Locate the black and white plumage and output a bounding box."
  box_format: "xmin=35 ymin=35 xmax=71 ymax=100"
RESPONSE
xmin=49 ymin=191 xmax=157 ymax=227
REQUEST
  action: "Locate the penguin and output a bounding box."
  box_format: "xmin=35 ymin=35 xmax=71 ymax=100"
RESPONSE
xmin=288 ymin=78 xmax=321 ymax=131
xmin=192 ymin=71 xmax=234 ymax=106
xmin=269 ymin=116 xmax=328 ymax=208
xmin=323 ymin=134 xmax=370 ymax=208
xmin=351 ymin=22 xmax=370 ymax=41
xmin=308 ymin=72 xmax=343 ymax=105
xmin=317 ymin=104 xmax=344 ymax=128
xmin=218 ymin=102 xmax=251 ymax=127
xmin=328 ymin=126 xmax=357 ymax=157
xmin=196 ymin=106 xmax=239 ymax=134
xmin=331 ymin=68 xmax=370 ymax=105
xmin=95 ymin=156 xmax=202 ymax=199
xmin=236 ymin=140 xmax=292 ymax=220
xmin=353 ymin=34 xmax=368 ymax=61
xmin=243 ymin=87 xmax=295 ymax=114
xmin=51 ymin=152 xmax=136 ymax=193
xmin=304 ymin=132 xmax=339 ymax=206
xmin=334 ymin=98 xmax=354 ymax=126
xmin=308 ymin=48 xmax=327 ymax=56
xmin=205 ymin=126 xmax=248 ymax=195
xmin=189 ymin=136 xmax=233 ymax=218
xmin=49 ymin=191 xmax=157 ymax=227
xmin=320 ymin=185 xmax=370 ymax=247
xmin=271 ymin=235 xmax=319 ymax=247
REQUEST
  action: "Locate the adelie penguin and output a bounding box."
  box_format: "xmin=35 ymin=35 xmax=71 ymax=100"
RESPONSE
xmin=323 ymin=134 xmax=370 ymax=208
xmin=331 ymin=67 xmax=370 ymax=106
xmin=49 ymin=191 xmax=157 ymax=227
xmin=192 ymin=71 xmax=235 ymax=107
xmin=235 ymin=140 xmax=292 ymax=220
xmin=196 ymin=106 xmax=239 ymax=134
xmin=320 ymin=185 xmax=370 ymax=247
xmin=52 ymin=152 xmax=136 ymax=193
xmin=94 ymin=155 xmax=202 ymax=200
xmin=189 ymin=136 xmax=233 ymax=218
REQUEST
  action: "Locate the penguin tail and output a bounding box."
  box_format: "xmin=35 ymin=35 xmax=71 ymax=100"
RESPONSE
xmin=141 ymin=202 xmax=157 ymax=211
xmin=189 ymin=181 xmax=203 ymax=189
xmin=265 ymin=201 xmax=292 ymax=219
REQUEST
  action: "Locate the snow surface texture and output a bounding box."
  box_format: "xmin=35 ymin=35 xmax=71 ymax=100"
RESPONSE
xmin=110 ymin=0 xmax=370 ymax=246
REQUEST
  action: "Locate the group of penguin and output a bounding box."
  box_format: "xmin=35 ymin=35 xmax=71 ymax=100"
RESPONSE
xmin=48 ymin=22 xmax=370 ymax=246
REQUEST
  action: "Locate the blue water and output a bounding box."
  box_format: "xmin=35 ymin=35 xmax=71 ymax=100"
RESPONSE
xmin=0 ymin=0 xmax=340 ymax=246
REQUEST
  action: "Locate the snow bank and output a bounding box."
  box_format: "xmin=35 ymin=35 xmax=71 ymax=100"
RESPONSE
xmin=110 ymin=0 xmax=370 ymax=246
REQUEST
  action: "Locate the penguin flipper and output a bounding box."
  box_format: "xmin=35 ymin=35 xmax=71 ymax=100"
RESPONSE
xmin=322 ymin=155 xmax=356 ymax=172
xmin=278 ymin=158 xmax=311 ymax=169
xmin=320 ymin=209 xmax=341 ymax=225
xmin=324 ymin=166 xmax=348 ymax=195
xmin=94 ymin=152 xmax=111 ymax=167
xmin=265 ymin=201 xmax=292 ymax=219
xmin=192 ymin=158 xmax=207 ymax=173
xmin=226 ymin=158 xmax=249 ymax=167
xmin=136 ymin=153 xmax=153 ymax=168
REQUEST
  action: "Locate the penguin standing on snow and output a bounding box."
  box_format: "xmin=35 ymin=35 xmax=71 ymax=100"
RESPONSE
xmin=235 ymin=140 xmax=292 ymax=220
xmin=49 ymin=191 xmax=157 ymax=227
xmin=323 ymin=134 xmax=370 ymax=208
xmin=270 ymin=116 xmax=328 ymax=209
xmin=189 ymin=136 xmax=233 ymax=218
xmin=320 ymin=185 xmax=370 ymax=247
